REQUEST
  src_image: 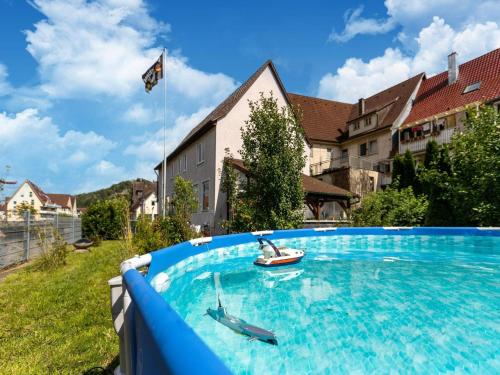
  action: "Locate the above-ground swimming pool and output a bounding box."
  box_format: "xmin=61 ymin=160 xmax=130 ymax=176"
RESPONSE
xmin=115 ymin=228 xmax=500 ymax=375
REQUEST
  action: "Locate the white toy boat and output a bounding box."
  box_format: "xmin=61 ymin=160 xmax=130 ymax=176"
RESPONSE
xmin=253 ymin=238 xmax=305 ymax=267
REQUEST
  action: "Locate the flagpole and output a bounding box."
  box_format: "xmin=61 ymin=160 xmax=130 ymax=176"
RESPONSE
xmin=162 ymin=47 xmax=167 ymax=217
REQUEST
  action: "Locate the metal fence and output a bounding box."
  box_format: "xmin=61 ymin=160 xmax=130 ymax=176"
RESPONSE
xmin=0 ymin=213 xmax=82 ymax=269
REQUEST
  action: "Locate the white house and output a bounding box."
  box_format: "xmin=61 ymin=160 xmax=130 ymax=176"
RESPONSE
xmin=4 ymin=180 xmax=77 ymax=221
xmin=155 ymin=61 xmax=353 ymax=233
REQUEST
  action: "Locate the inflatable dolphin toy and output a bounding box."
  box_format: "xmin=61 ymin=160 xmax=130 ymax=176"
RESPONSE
xmin=206 ymin=296 xmax=278 ymax=345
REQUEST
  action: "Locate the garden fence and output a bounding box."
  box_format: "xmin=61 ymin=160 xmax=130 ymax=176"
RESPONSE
xmin=0 ymin=212 xmax=81 ymax=269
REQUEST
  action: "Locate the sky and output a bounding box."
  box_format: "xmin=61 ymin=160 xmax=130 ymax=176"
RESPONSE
xmin=0 ymin=0 xmax=499 ymax=198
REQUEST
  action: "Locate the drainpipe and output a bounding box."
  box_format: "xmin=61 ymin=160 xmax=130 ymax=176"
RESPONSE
xmin=109 ymin=254 xmax=152 ymax=375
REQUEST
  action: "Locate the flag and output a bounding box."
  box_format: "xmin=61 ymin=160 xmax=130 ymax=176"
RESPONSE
xmin=142 ymin=53 xmax=163 ymax=93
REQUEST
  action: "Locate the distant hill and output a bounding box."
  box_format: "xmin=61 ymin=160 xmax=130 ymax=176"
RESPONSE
xmin=76 ymin=180 xmax=134 ymax=208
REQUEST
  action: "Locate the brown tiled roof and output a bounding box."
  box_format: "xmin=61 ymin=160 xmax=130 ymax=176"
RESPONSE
xmin=130 ymin=190 xmax=156 ymax=211
xmin=230 ymin=159 xmax=354 ymax=198
xmin=156 ymin=60 xmax=289 ymax=170
xmin=347 ymin=73 xmax=424 ymax=132
xmin=404 ymin=49 xmax=500 ymax=125
xmin=47 ymin=194 xmax=73 ymax=209
xmin=26 ymin=180 xmax=50 ymax=204
xmin=288 ymin=93 xmax=354 ymax=143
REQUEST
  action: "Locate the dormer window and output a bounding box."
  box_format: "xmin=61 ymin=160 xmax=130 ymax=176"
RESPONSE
xmin=353 ymin=122 xmax=360 ymax=130
xmin=463 ymin=82 xmax=481 ymax=94
xmin=366 ymin=116 xmax=372 ymax=127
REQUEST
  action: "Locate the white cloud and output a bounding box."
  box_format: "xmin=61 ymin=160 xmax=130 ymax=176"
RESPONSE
xmin=0 ymin=108 xmax=115 ymax=181
xmin=123 ymin=103 xmax=161 ymax=124
xmin=0 ymin=64 xmax=12 ymax=96
xmin=329 ymin=6 xmax=396 ymax=43
xmin=24 ymin=0 xmax=237 ymax=102
xmin=124 ymin=106 xmax=213 ymax=160
xmin=331 ymin=1 xmax=500 ymax=43
xmin=318 ymin=48 xmax=411 ymax=102
xmin=319 ymin=17 xmax=500 ymax=102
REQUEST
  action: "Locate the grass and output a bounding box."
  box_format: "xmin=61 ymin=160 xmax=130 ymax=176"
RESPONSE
xmin=0 ymin=241 xmax=127 ymax=374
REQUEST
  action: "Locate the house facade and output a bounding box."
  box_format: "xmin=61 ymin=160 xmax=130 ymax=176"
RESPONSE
xmin=130 ymin=179 xmax=157 ymax=220
xmin=295 ymin=73 xmax=424 ymax=198
xmin=3 ymin=180 xmax=78 ymax=221
xmin=398 ymin=50 xmax=500 ymax=162
xmin=155 ymin=61 xmax=352 ymax=233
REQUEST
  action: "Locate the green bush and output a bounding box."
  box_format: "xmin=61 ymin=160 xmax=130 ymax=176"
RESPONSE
xmin=81 ymin=197 xmax=128 ymax=240
xmin=352 ymin=187 xmax=428 ymax=227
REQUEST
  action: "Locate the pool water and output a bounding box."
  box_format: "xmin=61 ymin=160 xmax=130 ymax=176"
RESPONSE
xmin=159 ymin=235 xmax=500 ymax=374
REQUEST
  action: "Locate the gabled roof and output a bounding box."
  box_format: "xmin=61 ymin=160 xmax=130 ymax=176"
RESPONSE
xmin=25 ymin=180 xmax=50 ymax=204
xmin=131 ymin=190 xmax=156 ymax=211
xmin=346 ymin=73 xmax=424 ymax=134
xmin=288 ymin=93 xmax=354 ymax=143
xmin=404 ymin=48 xmax=500 ymax=126
xmin=156 ymin=60 xmax=290 ymax=170
xmin=47 ymin=194 xmax=73 ymax=209
xmin=230 ymin=159 xmax=355 ymax=199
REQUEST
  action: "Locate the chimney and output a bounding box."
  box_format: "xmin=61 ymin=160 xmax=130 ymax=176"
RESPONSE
xmin=358 ymin=98 xmax=365 ymax=116
xmin=448 ymin=52 xmax=459 ymax=85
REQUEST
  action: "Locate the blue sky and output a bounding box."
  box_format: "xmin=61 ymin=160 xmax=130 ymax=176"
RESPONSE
xmin=0 ymin=0 xmax=499 ymax=198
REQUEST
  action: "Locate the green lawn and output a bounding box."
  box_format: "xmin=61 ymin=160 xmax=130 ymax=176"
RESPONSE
xmin=0 ymin=241 xmax=125 ymax=374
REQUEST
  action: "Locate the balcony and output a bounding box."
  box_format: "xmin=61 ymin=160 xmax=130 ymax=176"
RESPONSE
xmin=399 ymin=127 xmax=455 ymax=154
xmin=310 ymin=156 xmax=378 ymax=176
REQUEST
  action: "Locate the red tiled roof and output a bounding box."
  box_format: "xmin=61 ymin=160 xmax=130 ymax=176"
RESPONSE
xmin=26 ymin=180 xmax=50 ymax=204
xmin=230 ymin=159 xmax=355 ymax=198
xmin=156 ymin=60 xmax=289 ymax=170
xmin=348 ymin=73 xmax=424 ymax=131
xmin=47 ymin=194 xmax=73 ymax=209
xmin=404 ymin=49 xmax=500 ymax=125
xmin=288 ymin=93 xmax=354 ymax=143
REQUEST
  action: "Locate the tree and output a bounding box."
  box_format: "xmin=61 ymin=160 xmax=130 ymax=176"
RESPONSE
xmin=391 ymin=150 xmax=417 ymax=190
xmin=239 ymin=92 xmax=306 ymax=229
xmin=352 ymin=187 xmax=428 ymax=226
xmin=16 ymin=202 xmax=37 ymax=218
xmin=81 ymin=197 xmax=129 ymax=240
xmin=170 ymin=176 xmax=198 ymax=241
xmin=219 ymin=148 xmax=238 ymax=229
xmin=448 ymin=105 xmax=500 ymax=226
xmin=424 ymin=139 xmax=440 ymax=169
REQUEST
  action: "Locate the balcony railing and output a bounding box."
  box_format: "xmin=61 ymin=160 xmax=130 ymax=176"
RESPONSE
xmin=399 ymin=127 xmax=455 ymax=154
xmin=310 ymin=156 xmax=378 ymax=175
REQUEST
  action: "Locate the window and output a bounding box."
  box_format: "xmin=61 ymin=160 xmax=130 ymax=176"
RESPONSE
xmin=29 ymin=192 xmax=32 ymax=197
xmin=197 ymin=143 xmax=205 ymax=164
xmin=178 ymin=158 xmax=182 ymax=173
xmin=183 ymin=154 xmax=187 ymax=171
xmin=326 ymin=148 xmax=331 ymax=154
xmin=368 ymin=140 xmax=378 ymax=155
xmin=463 ymin=82 xmax=481 ymax=94
xmin=31 ymin=199 xmax=34 ymax=205
xmin=359 ymin=143 xmax=367 ymax=156
xmin=193 ymin=184 xmax=199 ymax=213
xmin=353 ymin=122 xmax=360 ymax=130
xmin=369 ymin=177 xmax=375 ymax=191
xmin=202 ymin=181 xmax=209 ymax=211
xmin=341 ymin=149 xmax=348 ymax=160
xmin=366 ymin=116 xmax=372 ymax=126
xmin=13 ymin=201 xmax=17 ymax=206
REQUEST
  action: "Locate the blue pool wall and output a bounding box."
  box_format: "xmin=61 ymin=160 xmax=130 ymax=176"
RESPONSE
xmin=121 ymin=227 xmax=499 ymax=375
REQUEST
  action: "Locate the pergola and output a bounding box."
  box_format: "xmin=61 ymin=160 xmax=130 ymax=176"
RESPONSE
xmin=230 ymin=159 xmax=357 ymax=220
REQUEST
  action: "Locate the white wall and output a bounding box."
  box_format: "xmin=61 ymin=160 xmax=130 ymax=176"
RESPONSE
xmin=213 ymin=66 xmax=310 ymax=232
xmin=6 ymin=182 xmax=43 ymax=220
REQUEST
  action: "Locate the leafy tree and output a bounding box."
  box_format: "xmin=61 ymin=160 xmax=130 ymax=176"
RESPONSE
xmin=219 ymin=148 xmax=238 ymax=229
xmin=424 ymin=139 xmax=440 ymax=169
xmin=170 ymin=176 xmax=198 ymax=242
xmin=239 ymin=92 xmax=306 ymax=229
xmin=352 ymin=187 xmax=428 ymax=226
xmin=448 ymin=105 xmax=500 ymax=225
xmin=391 ymin=150 xmax=417 ymax=190
xmin=16 ymin=202 xmax=37 ymax=218
xmin=81 ymin=197 xmax=128 ymax=240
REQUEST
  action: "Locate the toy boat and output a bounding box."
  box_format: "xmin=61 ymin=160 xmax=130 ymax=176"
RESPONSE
xmin=253 ymin=238 xmax=304 ymax=267
xmin=207 ymin=296 xmax=278 ymax=345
